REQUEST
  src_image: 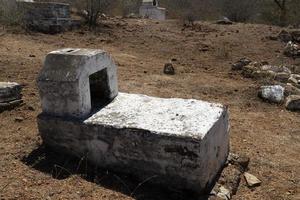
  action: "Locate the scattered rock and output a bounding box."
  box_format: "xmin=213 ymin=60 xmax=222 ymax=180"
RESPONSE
xmin=218 ymin=164 xmax=242 ymax=196
xmin=252 ymin=70 xmax=276 ymax=80
xmin=258 ymin=85 xmax=285 ymax=103
xmin=15 ymin=117 xmax=24 ymax=122
xmin=266 ymin=35 xmax=278 ymax=41
xmin=260 ymin=65 xmax=291 ymax=74
xmin=126 ymin=13 xmax=138 ymax=19
xmin=284 ymin=84 xmax=300 ymax=96
xmin=241 ymin=64 xmax=259 ymax=78
xmin=232 ymin=58 xmax=251 ymax=70
xmin=163 ymin=63 xmax=175 ymax=75
xmin=277 ymin=29 xmax=300 ymax=43
xmin=288 ymin=74 xmax=300 ymax=88
xmin=244 ymin=172 xmax=261 ymax=187
xmin=290 ymin=74 xmax=300 ymax=83
xmin=227 ymin=153 xmax=250 ymax=172
xmin=290 ymin=29 xmax=300 ymax=43
xmin=274 ymin=72 xmax=291 ymax=83
xmin=216 ymin=17 xmax=233 ymax=25
xmin=278 ymin=30 xmax=293 ymax=43
xmin=217 ymin=186 xmax=231 ymax=200
xmin=285 ymin=95 xmax=300 ymax=111
xmin=284 ymin=41 xmax=300 ymax=58
xmin=27 ymin=105 xmax=35 ymax=111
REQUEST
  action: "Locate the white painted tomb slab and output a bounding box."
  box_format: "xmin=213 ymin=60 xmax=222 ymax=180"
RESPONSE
xmin=37 ymin=48 xmax=230 ymax=194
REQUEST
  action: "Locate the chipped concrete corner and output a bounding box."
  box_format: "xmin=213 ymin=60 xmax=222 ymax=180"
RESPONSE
xmin=37 ymin=48 xmax=230 ymax=194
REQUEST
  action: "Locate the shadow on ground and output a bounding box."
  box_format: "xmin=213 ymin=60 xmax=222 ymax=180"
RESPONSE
xmin=22 ymin=145 xmax=212 ymax=200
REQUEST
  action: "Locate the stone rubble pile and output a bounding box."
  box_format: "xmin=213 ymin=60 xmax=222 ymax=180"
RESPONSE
xmin=0 ymin=82 xmax=22 ymax=111
xmin=232 ymin=59 xmax=300 ymax=111
xmin=205 ymin=153 xmax=261 ymax=200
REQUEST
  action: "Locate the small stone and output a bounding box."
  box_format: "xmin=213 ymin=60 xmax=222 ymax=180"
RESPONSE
xmin=284 ymin=84 xmax=300 ymax=96
xmin=232 ymin=58 xmax=251 ymax=70
xmin=218 ymin=164 xmax=242 ymax=195
xmin=241 ymin=65 xmax=259 ymax=78
xmin=244 ymin=172 xmax=261 ymax=187
xmin=15 ymin=117 xmax=24 ymax=122
xmin=252 ymin=70 xmax=276 ymax=80
xmin=275 ymin=72 xmax=291 ymax=83
xmin=163 ymin=63 xmax=175 ymax=75
xmin=28 ymin=105 xmax=35 ymax=111
xmin=29 ymin=54 xmax=36 ymax=57
xmin=227 ymin=153 xmax=250 ymax=171
xmin=290 ymin=74 xmax=300 ymax=84
xmin=285 ymin=95 xmax=300 ymax=111
xmin=216 ymin=17 xmax=233 ymax=25
xmin=258 ymin=85 xmax=285 ymax=103
xmin=217 ymin=186 xmax=231 ymax=200
xmin=260 ymin=65 xmax=291 ymax=74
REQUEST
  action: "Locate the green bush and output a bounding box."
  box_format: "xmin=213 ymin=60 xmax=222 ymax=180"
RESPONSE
xmin=0 ymin=0 xmax=25 ymax=26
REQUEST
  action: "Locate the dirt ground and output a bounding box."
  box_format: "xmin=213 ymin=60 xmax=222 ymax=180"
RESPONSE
xmin=0 ymin=18 xmax=299 ymax=200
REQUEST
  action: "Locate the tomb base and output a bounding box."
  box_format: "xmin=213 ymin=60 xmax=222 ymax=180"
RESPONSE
xmin=139 ymin=6 xmax=166 ymax=20
xmin=38 ymin=92 xmax=229 ymax=194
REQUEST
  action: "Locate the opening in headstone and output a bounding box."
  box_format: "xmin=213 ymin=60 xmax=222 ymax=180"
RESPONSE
xmin=153 ymin=0 xmax=157 ymax=6
xmin=89 ymin=69 xmax=110 ymax=110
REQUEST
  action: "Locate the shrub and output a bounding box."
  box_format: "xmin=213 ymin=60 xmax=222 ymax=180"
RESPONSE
xmin=0 ymin=0 xmax=25 ymax=26
xmin=221 ymin=0 xmax=259 ymax=22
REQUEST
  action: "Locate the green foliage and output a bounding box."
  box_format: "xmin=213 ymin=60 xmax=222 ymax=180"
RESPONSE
xmin=0 ymin=0 xmax=25 ymax=26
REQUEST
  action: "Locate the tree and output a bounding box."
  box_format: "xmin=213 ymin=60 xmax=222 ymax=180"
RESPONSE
xmin=273 ymin=0 xmax=287 ymax=25
xmin=74 ymin=0 xmax=112 ymax=28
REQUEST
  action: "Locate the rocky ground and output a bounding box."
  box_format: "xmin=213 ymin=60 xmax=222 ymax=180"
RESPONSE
xmin=0 ymin=18 xmax=300 ymax=200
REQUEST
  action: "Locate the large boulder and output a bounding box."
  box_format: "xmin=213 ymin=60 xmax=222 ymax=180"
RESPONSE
xmin=285 ymin=95 xmax=300 ymax=111
xmin=258 ymin=85 xmax=285 ymax=103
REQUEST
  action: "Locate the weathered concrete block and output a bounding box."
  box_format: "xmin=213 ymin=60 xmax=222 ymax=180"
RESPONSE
xmin=37 ymin=48 xmax=118 ymax=119
xmin=18 ymin=2 xmax=79 ymax=34
xmin=139 ymin=0 xmax=166 ymax=20
xmin=38 ymin=93 xmax=229 ymax=194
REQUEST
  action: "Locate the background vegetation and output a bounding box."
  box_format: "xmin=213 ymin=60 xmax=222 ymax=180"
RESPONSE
xmin=0 ymin=0 xmax=299 ymax=27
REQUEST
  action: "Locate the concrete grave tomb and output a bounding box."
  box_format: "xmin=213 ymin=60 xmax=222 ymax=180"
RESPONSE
xmin=17 ymin=1 xmax=80 ymax=34
xmin=139 ymin=0 xmax=166 ymax=20
xmin=37 ymin=48 xmax=230 ymax=194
